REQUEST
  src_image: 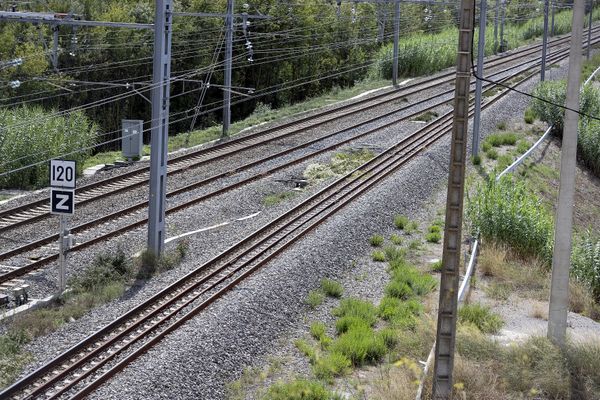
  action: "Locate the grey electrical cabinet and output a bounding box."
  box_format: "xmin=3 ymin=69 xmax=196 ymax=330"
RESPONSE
xmin=122 ymin=119 xmax=143 ymax=160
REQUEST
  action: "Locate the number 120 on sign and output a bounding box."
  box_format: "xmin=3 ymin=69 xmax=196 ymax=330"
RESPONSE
xmin=50 ymin=160 xmax=76 ymax=188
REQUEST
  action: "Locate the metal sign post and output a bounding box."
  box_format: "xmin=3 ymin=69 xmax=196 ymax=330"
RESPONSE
xmin=50 ymin=159 xmax=76 ymax=294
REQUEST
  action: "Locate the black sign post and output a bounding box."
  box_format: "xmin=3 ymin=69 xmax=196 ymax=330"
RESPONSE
xmin=50 ymin=160 xmax=76 ymax=293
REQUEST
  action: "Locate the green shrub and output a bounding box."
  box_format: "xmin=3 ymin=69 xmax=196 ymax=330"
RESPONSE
xmin=524 ymin=108 xmax=536 ymax=124
xmin=459 ymin=303 xmax=504 ymax=334
xmin=579 ymin=118 xmax=600 ymax=176
xmin=428 ymin=225 xmax=441 ymax=234
xmin=516 ymin=139 xmax=531 ymax=154
xmin=405 ymin=221 xmax=419 ymax=234
xmin=482 ymin=141 xmax=492 ymax=153
xmin=467 ymin=176 xmax=554 ymax=260
xmin=306 ymin=290 xmax=324 ymax=309
xmin=385 ymin=280 xmax=413 ymax=300
xmin=390 ymin=233 xmax=403 ymax=245
xmin=486 ymin=148 xmax=499 ymax=160
xmin=531 ymin=81 xmax=600 ymax=133
xmin=372 ymin=250 xmax=386 ymax=262
xmin=378 ymin=297 xmax=423 ymax=328
xmin=571 ymin=232 xmax=600 ymax=302
xmin=333 ymin=298 xmax=378 ymax=327
xmin=320 ymin=279 xmax=343 ymax=298
xmin=313 ymin=352 xmax=351 ymax=380
xmin=379 ymin=327 xmax=399 ymax=349
xmin=425 ymin=231 xmax=442 ymax=243
xmin=485 ymin=132 xmax=518 ymax=147
xmin=295 ymin=339 xmax=316 ymax=362
xmin=0 ymin=106 xmax=97 ymax=189
xmin=263 ymin=379 xmax=342 ymax=400
xmin=472 ymin=154 xmax=481 ymax=165
xmin=71 ymin=249 xmax=132 ymax=292
xmin=335 ymin=316 xmax=371 ymax=335
xmin=310 ymin=322 xmax=328 ymax=342
xmin=369 ymin=234 xmax=384 ymax=247
xmin=394 ymin=214 xmax=409 ymax=230
xmin=384 ymin=245 xmax=405 ymax=262
xmin=330 ymin=324 xmax=387 ymax=366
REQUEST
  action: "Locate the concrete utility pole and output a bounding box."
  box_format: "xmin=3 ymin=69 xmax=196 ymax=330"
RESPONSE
xmin=493 ymin=0 xmax=500 ymax=53
xmin=432 ymin=0 xmax=474 ymax=396
xmin=392 ymin=0 xmax=401 ymax=86
xmin=147 ymin=0 xmax=173 ymax=255
xmin=223 ymin=0 xmax=234 ymax=137
xmin=51 ymin=26 xmax=59 ymax=71
xmin=473 ymin=0 xmax=487 ymax=157
xmin=547 ymin=0 xmax=585 ymax=347
xmin=587 ymin=0 xmax=593 ymax=59
xmin=541 ymin=0 xmax=550 ymax=81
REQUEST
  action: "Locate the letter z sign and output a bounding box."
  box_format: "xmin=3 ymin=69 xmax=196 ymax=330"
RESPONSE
xmin=51 ymin=188 xmax=75 ymax=215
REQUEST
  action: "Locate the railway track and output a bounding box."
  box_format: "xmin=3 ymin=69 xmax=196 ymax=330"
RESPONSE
xmin=0 ymin=27 xmax=592 ymax=236
xmin=2 ymin=24 xmax=597 ymax=399
xmin=0 ymin=48 xmax=526 ymax=398
xmin=0 ymin=31 xmax=595 ymax=288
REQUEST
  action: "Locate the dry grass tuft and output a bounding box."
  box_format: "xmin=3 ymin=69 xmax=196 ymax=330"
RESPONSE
xmin=530 ymin=303 xmax=548 ymax=320
xmin=368 ymin=359 xmax=421 ymax=400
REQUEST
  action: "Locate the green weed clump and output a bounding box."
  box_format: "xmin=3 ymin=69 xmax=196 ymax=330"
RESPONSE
xmin=578 ymin=118 xmax=600 ymax=177
xmin=486 ymin=148 xmax=499 ymax=160
xmin=330 ymin=324 xmax=387 ymax=366
xmin=524 ymin=107 xmax=536 ymax=124
xmin=263 ymin=379 xmax=342 ymax=400
xmin=313 ymin=352 xmax=351 ymax=381
xmin=383 ymin=246 xmax=405 ymax=262
xmin=306 ymin=290 xmax=325 ymax=309
xmin=369 ymin=234 xmax=384 ymax=247
xmin=320 ymin=279 xmax=343 ymax=298
xmin=390 ymin=233 xmax=403 ymax=245
xmin=372 ymin=250 xmax=386 ymax=262
xmin=394 ymin=214 xmax=409 ymax=230
xmin=467 ymin=176 xmax=554 ymax=260
xmin=516 ymin=139 xmax=531 ymax=154
xmin=485 ymin=132 xmax=518 ymax=147
xmin=425 ymin=226 xmax=442 ymax=243
xmin=459 ymin=303 xmax=504 ymax=334
xmin=333 ymin=298 xmax=378 ymax=327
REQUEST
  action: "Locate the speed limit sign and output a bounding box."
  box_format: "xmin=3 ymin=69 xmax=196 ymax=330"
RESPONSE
xmin=50 ymin=160 xmax=76 ymax=189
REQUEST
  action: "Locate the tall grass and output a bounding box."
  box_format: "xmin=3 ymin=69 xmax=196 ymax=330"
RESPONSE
xmin=572 ymin=232 xmax=600 ymax=303
xmin=0 ymin=106 xmax=97 ymax=189
xmin=467 ymin=176 xmax=554 ymax=261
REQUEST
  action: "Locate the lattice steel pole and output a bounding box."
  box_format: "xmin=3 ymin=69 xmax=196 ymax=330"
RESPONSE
xmin=473 ymin=0 xmax=487 ymax=157
xmin=541 ymin=0 xmax=550 ymax=81
xmin=432 ymin=0 xmax=475 ymax=396
xmin=147 ymin=0 xmax=173 ymax=255
xmin=393 ymin=0 xmax=400 ymax=86
xmin=223 ymin=0 xmax=234 ymax=136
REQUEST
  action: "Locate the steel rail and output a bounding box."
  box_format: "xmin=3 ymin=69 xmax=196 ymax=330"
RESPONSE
xmin=0 ymin=26 xmax=591 ymax=233
xmin=0 ymin=40 xmax=576 ymax=285
xmin=0 ymin=39 xmax=565 ymax=399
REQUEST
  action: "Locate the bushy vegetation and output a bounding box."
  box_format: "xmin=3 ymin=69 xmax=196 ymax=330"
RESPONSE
xmin=458 ymin=303 xmax=504 ymax=334
xmin=0 ymin=106 xmax=97 ymax=189
xmin=320 ymin=279 xmax=343 ymax=298
xmin=571 ymin=232 xmax=600 ymax=303
xmin=467 ymin=176 xmax=554 ymax=261
xmin=369 ymin=234 xmax=384 ymax=247
xmin=263 ymin=379 xmax=342 ymax=400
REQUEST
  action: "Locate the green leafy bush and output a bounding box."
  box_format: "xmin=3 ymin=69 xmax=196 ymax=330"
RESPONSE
xmin=333 ymin=298 xmax=378 ymax=327
xmin=578 ymin=119 xmax=600 ymax=176
xmin=0 ymin=106 xmax=97 ymax=189
xmin=372 ymin=250 xmax=385 ymax=262
xmin=313 ymin=353 xmax=351 ymax=380
xmin=425 ymin=231 xmax=442 ymax=243
xmin=467 ymin=176 xmax=554 ymax=260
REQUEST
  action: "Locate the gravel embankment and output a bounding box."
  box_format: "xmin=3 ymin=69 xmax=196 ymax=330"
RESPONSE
xmin=4 ymin=51 xmax=571 ymax=399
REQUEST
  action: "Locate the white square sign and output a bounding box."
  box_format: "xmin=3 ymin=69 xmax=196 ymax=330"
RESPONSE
xmin=50 ymin=160 xmax=76 ymax=189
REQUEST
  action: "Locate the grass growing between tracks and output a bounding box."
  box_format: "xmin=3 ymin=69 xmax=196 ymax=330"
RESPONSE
xmin=248 ymin=224 xmax=439 ymax=399
xmin=0 ymin=244 xmax=189 ymax=389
